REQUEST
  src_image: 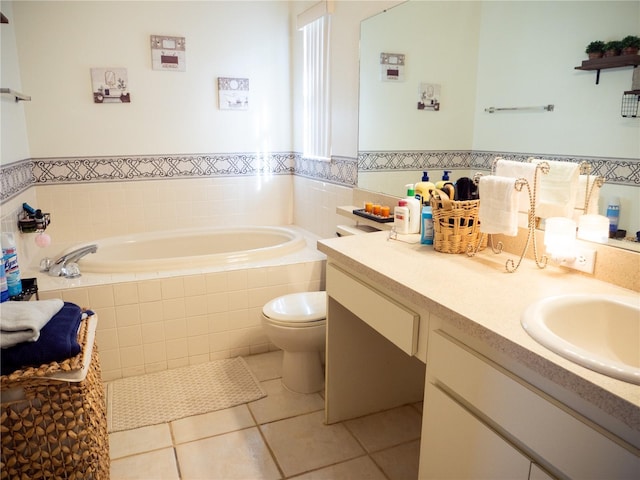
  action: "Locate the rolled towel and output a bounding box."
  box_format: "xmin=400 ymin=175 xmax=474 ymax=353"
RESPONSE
xmin=479 ymin=176 xmax=518 ymax=236
xmin=530 ymin=159 xmax=580 ymax=218
xmin=494 ymin=158 xmax=539 ymax=212
xmin=0 ymin=299 xmax=64 ymax=348
xmin=1 ymin=302 xmax=83 ymax=375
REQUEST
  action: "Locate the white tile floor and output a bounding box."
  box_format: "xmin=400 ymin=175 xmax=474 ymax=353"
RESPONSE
xmin=108 ymin=351 xmax=422 ymax=480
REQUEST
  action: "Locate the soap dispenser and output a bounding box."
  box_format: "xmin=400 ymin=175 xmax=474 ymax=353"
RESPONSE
xmin=404 ymin=184 xmax=421 ymax=234
xmin=415 ymin=171 xmax=435 ymax=205
xmin=435 ymin=170 xmax=455 ymax=199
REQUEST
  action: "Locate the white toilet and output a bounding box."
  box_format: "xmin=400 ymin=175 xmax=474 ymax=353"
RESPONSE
xmin=261 ymin=291 xmax=327 ymax=394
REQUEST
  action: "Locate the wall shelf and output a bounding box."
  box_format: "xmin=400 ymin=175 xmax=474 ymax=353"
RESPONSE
xmin=575 ymin=55 xmax=640 ymax=84
xmin=0 ymin=88 xmax=31 ymax=102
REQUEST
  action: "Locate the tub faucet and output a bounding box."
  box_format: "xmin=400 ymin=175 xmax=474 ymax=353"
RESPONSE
xmin=46 ymin=244 xmax=98 ymax=278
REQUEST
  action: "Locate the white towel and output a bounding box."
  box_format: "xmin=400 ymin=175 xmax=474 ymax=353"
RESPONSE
xmin=0 ymin=299 xmax=64 ymax=348
xmin=494 ymin=158 xmax=539 ymax=212
xmin=479 ymin=176 xmax=518 ymax=236
xmin=574 ymin=175 xmax=601 ymax=215
xmin=530 ymin=159 xmax=580 ymax=218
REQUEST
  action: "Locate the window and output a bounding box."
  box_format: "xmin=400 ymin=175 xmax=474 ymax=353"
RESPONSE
xmin=299 ymin=3 xmax=332 ymax=161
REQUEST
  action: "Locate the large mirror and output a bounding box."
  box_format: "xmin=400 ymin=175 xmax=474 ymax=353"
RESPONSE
xmin=358 ymin=0 xmax=640 ymax=250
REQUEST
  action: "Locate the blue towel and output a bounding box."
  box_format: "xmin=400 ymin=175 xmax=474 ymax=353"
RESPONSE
xmin=1 ymin=302 xmax=83 ymax=376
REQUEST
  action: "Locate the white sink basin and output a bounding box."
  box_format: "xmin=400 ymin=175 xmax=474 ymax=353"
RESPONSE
xmin=521 ymin=294 xmax=640 ymax=385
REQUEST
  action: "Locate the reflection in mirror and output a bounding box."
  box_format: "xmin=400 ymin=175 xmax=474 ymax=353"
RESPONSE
xmin=357 ymin=0 xmax=640 ymax=251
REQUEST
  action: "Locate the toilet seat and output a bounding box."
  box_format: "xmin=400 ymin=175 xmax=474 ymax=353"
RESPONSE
xmin=262 ymin=291 xmax=327 ymax=327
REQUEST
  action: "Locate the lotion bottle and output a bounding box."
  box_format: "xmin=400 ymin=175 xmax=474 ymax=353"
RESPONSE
xmin=394 ymin=200 xmax=410 ymax=234
xmin=606 ymin=197 xmax=620 ymax=238
xmin=404 ymin=184 xmax=421 ymax=234
xmin=415 ymin=171 xmax=435 ymax=205
xmin=421 ymin=206 xmax=434 ymax=245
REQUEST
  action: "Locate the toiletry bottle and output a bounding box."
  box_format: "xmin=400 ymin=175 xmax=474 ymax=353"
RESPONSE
xmin=421 ymin=206 xmax=434 ymax=245
xmin=606 ymin=197 xmax=620 ymax=238
xmin=2 ymin=232 xmax=22 ymax=297
xmin=435 ymin=170 xmax=452 ymax=190
xmin=415 ymin=171 xmax=435 ymax=205
xmin=394 ymin=200 xmax=410 ymax=234
xmin=0 ymin=261 xmax=8 ymax=303
xmin=404 ymin=184 xmax=421 ymax=234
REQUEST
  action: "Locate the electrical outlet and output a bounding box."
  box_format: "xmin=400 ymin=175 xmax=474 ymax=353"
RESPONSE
xmin=556 ymin=247 xmax=596 ymax=274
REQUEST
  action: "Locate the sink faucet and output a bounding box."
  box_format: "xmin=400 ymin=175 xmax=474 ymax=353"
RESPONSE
xmin=46 ymin=244 xmax=98 ymax=278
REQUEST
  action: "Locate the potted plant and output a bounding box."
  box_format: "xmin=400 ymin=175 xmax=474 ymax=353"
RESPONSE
xmin=603 ymin=40 xmax=622 ymax=57
xmin=621 ymin=35 xmax=640 ymax=55
xmin=585 ymin=40 xmax=605 ymax=59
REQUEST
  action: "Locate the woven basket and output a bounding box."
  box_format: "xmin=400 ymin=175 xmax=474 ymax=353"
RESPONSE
xmin=429 ymin=189 xmax=485 ymax=254
xmin=1 ymin=317 xmax=110 ymax=480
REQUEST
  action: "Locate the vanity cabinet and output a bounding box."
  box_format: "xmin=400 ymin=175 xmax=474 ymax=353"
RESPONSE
xmin=422 ymin=330 xmax=639 ymax=479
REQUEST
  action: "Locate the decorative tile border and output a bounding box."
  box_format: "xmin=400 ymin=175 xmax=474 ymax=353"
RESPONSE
xmin=359 ymin=150 xmax=640 ymax=186
xmin=1 ymin=150 xmax=637 ymax=204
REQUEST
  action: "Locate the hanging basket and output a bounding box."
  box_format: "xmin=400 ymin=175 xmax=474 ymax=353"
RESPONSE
xmin=429 ymin=189 xmax=485 ymax=254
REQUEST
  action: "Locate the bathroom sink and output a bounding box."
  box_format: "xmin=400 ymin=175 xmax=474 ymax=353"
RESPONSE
xmin=521 ymin=294 xmax=640 ymax=385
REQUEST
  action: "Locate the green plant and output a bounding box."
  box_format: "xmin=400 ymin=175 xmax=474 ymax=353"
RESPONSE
xmin=621 ymin=35 xmax=640 ymax=49
xmin=604 ymin=40 xmax=622 ymax=53
xmin=585 ymin=40 xmax=605 ymax=54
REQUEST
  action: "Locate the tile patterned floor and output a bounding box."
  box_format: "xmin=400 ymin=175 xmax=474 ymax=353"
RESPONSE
xmin=108 ymin=351 xmax=422 ymax=479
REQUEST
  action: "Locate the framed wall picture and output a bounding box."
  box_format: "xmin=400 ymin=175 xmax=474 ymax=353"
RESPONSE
xmin=151 ymin=35 xmax=186 ymax=72
xmin=90 ymin=68 xmax=130 ymax=103
xmin=218 ymin=77 xmax=249 ymax=110
xmin=380 ymin=53 xmax=405 ymax=82
xmin=418 ymin=82 xmax=441 ymax=111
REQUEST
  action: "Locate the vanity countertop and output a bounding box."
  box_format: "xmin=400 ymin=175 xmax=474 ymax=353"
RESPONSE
xmin=318 ymin=231 xmax=639 ymax=443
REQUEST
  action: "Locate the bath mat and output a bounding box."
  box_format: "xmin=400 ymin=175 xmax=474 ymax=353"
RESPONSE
xmin=106 ymin=357 xmax=266 ymax=432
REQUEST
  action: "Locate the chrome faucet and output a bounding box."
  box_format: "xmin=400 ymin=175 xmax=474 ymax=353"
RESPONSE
xmin=44 ymin=244 xmax=98 ymax=278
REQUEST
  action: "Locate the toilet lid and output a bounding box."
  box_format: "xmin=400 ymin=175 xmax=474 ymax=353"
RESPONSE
xmin=263 ymin=291 xmax=327 ymax=323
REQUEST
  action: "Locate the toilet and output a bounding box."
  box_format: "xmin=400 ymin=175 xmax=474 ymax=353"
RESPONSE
xmin=261 ymin=291 xmax=327 ymax=394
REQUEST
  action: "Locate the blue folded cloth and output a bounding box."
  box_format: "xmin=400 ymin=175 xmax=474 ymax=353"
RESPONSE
xmin=1 ymin=302 xmax=83 ymax=376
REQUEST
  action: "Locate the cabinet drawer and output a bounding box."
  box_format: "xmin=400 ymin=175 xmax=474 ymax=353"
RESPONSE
xmin=428 ymin=331 xmax=639 ymax=479
xmin=327 ymin=263 xmax=419 ymax=355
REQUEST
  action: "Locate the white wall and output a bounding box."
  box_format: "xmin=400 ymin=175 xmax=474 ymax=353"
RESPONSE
xmin=11 ymin=1 xmax=292 ymax=157
xmin=0 ymin=1 xmax=31 ymax=164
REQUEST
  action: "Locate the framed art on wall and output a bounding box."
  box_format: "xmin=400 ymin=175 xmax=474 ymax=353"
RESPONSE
xmin=91 ymin=68 xmax=130 ymax=103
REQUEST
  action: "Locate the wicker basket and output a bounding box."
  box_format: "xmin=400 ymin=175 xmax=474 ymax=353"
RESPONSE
xmin=1 ymin=316 xmax=110 ymax=480
xmin=430 ymin=189 xmax=485 ymax=254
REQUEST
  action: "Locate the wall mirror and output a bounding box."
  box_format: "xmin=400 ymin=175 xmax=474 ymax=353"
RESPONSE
xmin=357 ymin=0 xmax=640 ymax=251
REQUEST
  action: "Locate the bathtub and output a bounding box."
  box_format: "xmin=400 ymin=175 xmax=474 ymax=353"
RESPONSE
xmin=73 ymin=226 xmax=307 ymax=273
xmin=34 ymin=225 xmax=325 ymax=381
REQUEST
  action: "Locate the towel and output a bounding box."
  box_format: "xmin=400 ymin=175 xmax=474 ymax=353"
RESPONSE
xmin=479 ymin=176 xmax=518 ymax=236
xmin=1 ymin=302 xmax=83 ymax=376
xmin=0 ymin=299 xmax=64 ymax=348
xmin=530 ymin=159 xmax=580 ymax=218
xmin=574 ymin=175 xmax=601 ymax=216
xmin=494 ymin=159 xmax=539 ymax=212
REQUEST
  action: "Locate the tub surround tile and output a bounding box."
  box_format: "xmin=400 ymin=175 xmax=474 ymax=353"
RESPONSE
xmin=115 ymin=304 xmax=141 ymax=327
xmin=113 ymin=283 xmax=139 ymax=306
xmin=138 ymin=281 xmax=163 ymax=302
xmin=117 ymin=326 xmax=142 ymax=348
xmin=161 ymin=277 xmax=185 ymax=300
xmin=88 ymin=285 xmax=115 ymax=308
xmin=139 ymin=301 xmax=164 ymax=323
xmin=61 ymin=288 xmax=90 ymax=307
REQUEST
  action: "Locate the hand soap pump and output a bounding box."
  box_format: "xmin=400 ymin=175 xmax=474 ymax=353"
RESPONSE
xmin=435 ymin=170 xmax=453 ymax=190
xmin=404 ymin=184 xmax=421 ymax=234
xmin=415 ymin=171 xmax=435 ymax=205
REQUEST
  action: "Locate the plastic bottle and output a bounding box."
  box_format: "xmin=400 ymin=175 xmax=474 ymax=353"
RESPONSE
xmin=421 ymin=206 xmax=434 ymax=245
xmin=394 ymin=200 xmax=410 ymax=234
xmin=0 ymin=261 xmax=8 ymax=303
xmin=415 ymin=171 xmax=435 ymax=205
xmin=606 ymin=197 xmax=620 ymax=238
xmin=435 ymin=170 xmax=453 ymax=190
xmin=2 ymin=232 xmax=22 ymax=297
xmin=404 ymin=184 xmax=421 ymax=234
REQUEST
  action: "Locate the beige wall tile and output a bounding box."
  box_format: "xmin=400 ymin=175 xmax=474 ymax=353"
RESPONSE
xmin=62 ymin=288 xmax=90 ymax=307
xmin=162 ymin=298 xmax=186 ymax=320
xmin=205 ymin=272 xmax=227 ymax=293
xmin=116 ymin=304 xmax=141 ymax=327
xmin=139 ymin=301 xmax=163 ymax=323
xmin=113 ymin=283 xmax=139 ymax=306
xmin=95 ymin=329 xmax=119 ymax=350
xmin=162 ymin=277 xmax=185 ymax=299
xmin=188 ymin=335 xmax=209 ymax=356
xmin=186 ymin=315 xmax=208 ymax=337
xmin=88 ymin=285 xmax=115 ymax=308
xmin=166 ymin=338 xmax=188 ymax=360
xmin=95 ymin=306 xmax=116 ymax=330
xmin=208 ymin=312 xmax=229 ymax=333
xmin=141 ymin=323 xmax=165 ymax=344
xmin=185 ymin=295 xmax=207 ymax=317
xmin=118 ymin=325 xmax=143 ymax=348
xmin=228 ymin=290 xmax=248 ymax=311
xmin=120 ymin=345 xmax=145 ymax=368
xmin=165 ymin=318 xmax=187 ymax=340
xmin=227 ymin=270 xmax=248 ymax=291
xmin=183 ymin=274 xmax=206 ymax=296
xmin=143 ymin=342 xmax=167 ymax=364
xmin=207 ymin=292 xmax=228 ymax=313
xmin=138 ymin=280 xmax=162 ymax=302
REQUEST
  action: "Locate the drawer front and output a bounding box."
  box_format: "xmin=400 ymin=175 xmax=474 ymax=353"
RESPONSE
xmin=428 ymin=331 xmax=639 ymax=479
xmin=327 ymin=263 xmax=419 ymax=355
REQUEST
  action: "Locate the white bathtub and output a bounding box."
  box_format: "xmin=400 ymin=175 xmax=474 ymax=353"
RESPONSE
xmin=74 ymin=226 xmax=307 ymax=273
